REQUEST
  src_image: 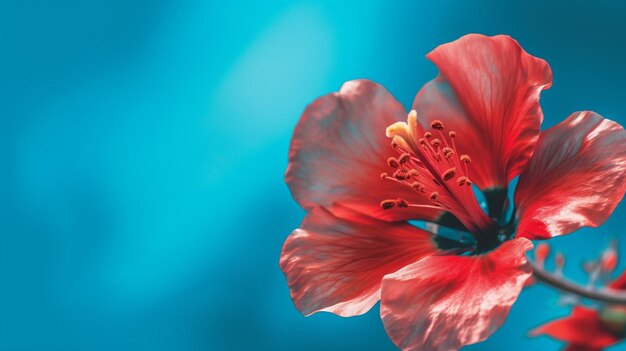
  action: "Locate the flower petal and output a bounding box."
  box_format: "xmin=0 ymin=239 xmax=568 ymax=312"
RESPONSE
xmin=609 ymin=271 xmax=626 ymax=290
xmin=531 ymin=307 xmax=620 ymax=349
xmin=564 ymin=345 xmax=602 ymax=351
xmin=515 ymin=111 xmax=626 ymax=240
xmin=279 ymin=207 xmax=437 ymax=317
xmin=413 ymin=34 xmax=552 ymax=190
xmin=286 ymin=79 xmax=443 ymax=222
xmin=380 ymin=238 xmax=533 ymax=351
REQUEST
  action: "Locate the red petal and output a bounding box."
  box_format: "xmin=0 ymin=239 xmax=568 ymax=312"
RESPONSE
xmin=531 ymin=307 xmax=620 ymax=349
xmin=380 ymin=238 xmax=533 ymax=351
xmin=286 ymin=79 xmax=443 ymax=222
xmin=515 ymin=111 xmax=626 ymax=240
xmin=564 ymin=345 xmax=602 ymax=351
xmin=609 ymin=271 xmax=626 ymax=290
xmin=279 ymin=207 xmax=437 ymax=317
xmin=413 ymin=34 xmax=552 ymax=190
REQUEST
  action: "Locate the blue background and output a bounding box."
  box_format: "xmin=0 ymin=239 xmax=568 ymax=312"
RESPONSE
xmin=3 ymin=0 xmax=626 ymax=350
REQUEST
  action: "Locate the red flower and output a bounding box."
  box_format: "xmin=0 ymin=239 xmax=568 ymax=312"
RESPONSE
xmin=280 ymin=34 xmax=626 ymax=350
xmin=531 ymin=273 xmax=626 ymax=351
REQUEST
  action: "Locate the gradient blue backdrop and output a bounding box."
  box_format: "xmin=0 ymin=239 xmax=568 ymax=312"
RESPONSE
xmin=3 ymin=0 xmax=626 ymax=350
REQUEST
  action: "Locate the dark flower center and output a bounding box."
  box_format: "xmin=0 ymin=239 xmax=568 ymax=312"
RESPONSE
xmin=600 ymin=306 xmax=626 ymax=337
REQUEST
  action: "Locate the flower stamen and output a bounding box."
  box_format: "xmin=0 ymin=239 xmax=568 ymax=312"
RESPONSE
xmin=387 ymin=157 xmax=399 ymax=168
xmin=442 ymin=168 xmax=456 ymax=181
xmin=380 ymin=200 xmax=396 ymax=210
xmin=381 ymin=110 xmax=495 ymax=235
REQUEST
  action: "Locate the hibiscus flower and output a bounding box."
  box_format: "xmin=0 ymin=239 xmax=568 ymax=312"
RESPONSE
xmin=280 ymin=34 xmax=626 ymax=351
xmin=531 ymin=272 xmax=626 ymax=351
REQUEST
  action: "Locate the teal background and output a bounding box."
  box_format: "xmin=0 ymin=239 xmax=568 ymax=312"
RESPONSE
xmin=2 ymin=0 xmax=626 ymax=350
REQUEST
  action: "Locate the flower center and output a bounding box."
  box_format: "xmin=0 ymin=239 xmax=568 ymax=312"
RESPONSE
xmin=379 ymin=110 xmax=501 ymax=250
xmin=600 ymin=306 xmax=626 ymax=337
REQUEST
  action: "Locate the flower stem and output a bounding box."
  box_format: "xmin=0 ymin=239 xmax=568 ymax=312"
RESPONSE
xmin=530 ymin=260 xmax=626 ymax=304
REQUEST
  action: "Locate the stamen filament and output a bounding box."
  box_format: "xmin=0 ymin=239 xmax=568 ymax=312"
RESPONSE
xmin=407 ymin=204 xmax=445 ymax=211
xmin=381 ymin=110 xmax=497 ymax=239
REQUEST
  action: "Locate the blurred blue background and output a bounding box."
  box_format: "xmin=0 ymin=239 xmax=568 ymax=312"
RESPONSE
xmin=3 ymin=0 xmax=626 ymax=350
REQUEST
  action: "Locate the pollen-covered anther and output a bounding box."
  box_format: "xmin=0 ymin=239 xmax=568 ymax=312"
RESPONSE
xmin=430 ymin=138 xmax=441 ymax=147
xmin=380 ymin=172 xmax=388 ymax=180
xmin=407 ymin=169 xmax=419 ymax=178
xmin=430 ymin=120 xmax=444 ymax=130
xmin=448 ymin=131 xmax=456 ymax=138
xmin=429 ymin=191 xmax=439 ymax=201
xmin=410 ymin=182 xmax=423 ymax=192
xmin=442 ymin=147 xmax=454 ymax=158
xmin=387 ymin=157 xmax=400 ymax=168
xmin=424 ymin=132 xmax=433 ymax=139
xmin=418 ymin=138 xmax=426 ymax=145
xmin=456 ymin=176 xmax=469 ymax=186
xmin=380 ymin=200 xmax=396 ymax=210
xmin=460 ymin=154 xmax=472 ymax=163
xmin=442 ymin=167 xmax=456 ymax=181
xmin=396 ymin=198 xmax=408 ymax=208
xmin=398 ymin=153 xmax=411 ymax=164
xmin=393 ymin=170 xmax=406 ymax=180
